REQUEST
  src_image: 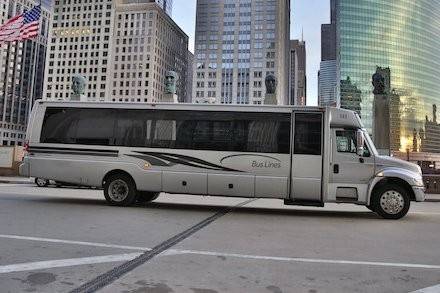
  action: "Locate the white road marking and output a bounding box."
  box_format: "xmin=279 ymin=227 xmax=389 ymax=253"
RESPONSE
xmin=0 ymin=234 xmax=150 ymax=251
xmin=2 ymin=234 xmax=440 ymax=271
xmin=0 ymin=253 xmax=142 ymax=274
xmin=410 ymin=284 xmax=440 ymax=293
xmin=165 ymin=249 xmax=440 ymax=270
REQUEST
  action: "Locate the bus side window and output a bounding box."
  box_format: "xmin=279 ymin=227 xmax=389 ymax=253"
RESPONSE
xmin=152 ymin=120 xmax=176 ymax=148
xmin=175 ymin=120 xmax=196 ymax=149
xmin=114 ymin=110 xmax=150 ymax=147
xmin=75 ymin=109 xmax=115 ymax=146
xmin=40 ymin=108 xmax=79 ymax=144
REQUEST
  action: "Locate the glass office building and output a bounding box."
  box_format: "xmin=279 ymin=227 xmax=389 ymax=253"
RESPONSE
xmin=336 ymin=0 xmax=440 ymax=155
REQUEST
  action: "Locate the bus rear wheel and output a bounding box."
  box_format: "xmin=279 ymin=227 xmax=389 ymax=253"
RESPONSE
xmin=371 ymin=183 xmax=410 ymax=220
xmin=35 ymin=178 xmax=49 ymax=187
xmin=136 ymin=191 xmax=160 ymax=204
xmin=103 ymin=173 xmax=137 ymax=206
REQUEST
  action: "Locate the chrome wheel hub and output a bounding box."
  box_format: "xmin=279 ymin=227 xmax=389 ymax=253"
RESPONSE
xmin=108 ymin=180 xmax=129 ymax=202
xmin=380 ymin=190 xmax=405 ymax=215
xmin=36 ymin=178 xmax=47 ymax=186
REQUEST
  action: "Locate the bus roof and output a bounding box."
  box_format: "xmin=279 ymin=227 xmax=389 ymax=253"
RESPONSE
xmin=37 ymin=100 xmax=334 ymax=113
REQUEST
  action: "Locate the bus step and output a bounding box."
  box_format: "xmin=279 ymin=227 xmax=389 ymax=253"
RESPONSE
xmin=284 ymin=199 xmax=324 ymax=207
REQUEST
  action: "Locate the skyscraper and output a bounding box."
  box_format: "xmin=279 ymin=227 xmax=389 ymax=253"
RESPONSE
xmin=289 ymin=39 xmax=306 ymax=106
xmin=193 ymin=0 xmax=290 ymax=105
xmin=109 ymin=1 xmax=188 ymax=103
xmin=334 ymin=0 xmax=440 ymax=157
xmin=185 ymin=51 xmax=194 ymax=103
xmin=44 ymin=0 xmax=188 ymax=103
xmin=318 ymin=4 xmax=337 ymax=107
xmin=44 ymin=1 xmax=115 ymax=102
xmin=318 ymin=60 xmax=337 ymax=107
xmin=0 ymin=0 xmax=51 ymax=146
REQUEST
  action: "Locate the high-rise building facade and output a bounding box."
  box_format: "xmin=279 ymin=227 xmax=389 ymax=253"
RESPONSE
xmin=0 ymin=0 xmax=51 ymax=146
xmin=152 ymin=0 xmax=172 ymax=15
xmin=318 ymin=6 xmax=337 ymax=107
xmin=109 ymin=1 xmax=188 ymax=103
xmin=334 ymin=0 xmax=440 ymax=158
xmin=289 ymin=39 xmax=306 ymax=106
xmin=126 ymin=0 xmax=173 ymax=15
xmin=193 ymin=0 xmax=290 ymax=105
xmin=41 ymin=0 xmax=53 ymax=10
xmin=318 ymin=60 xmax=337 ymax=107
xmin=44 ymin=0 xmax=188 ymax=103
xmin=186 ymin=51 xmax=194 ymax=103
xmin=44 ymin=0 xmax=115 ymax=102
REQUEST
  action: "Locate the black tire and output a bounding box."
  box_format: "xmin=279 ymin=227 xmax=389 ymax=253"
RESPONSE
xmin=103 ymin=173 xmax=137 ymax=206
xmin=35 ymin=178 xmax=49 ymax=187
xmin=136 ymin=191 xmax=160 ymax=204
xmin=371 ymin=183 xmax=411 ymax=220
xmin=366 ymin=205 xmax=375 ymax=212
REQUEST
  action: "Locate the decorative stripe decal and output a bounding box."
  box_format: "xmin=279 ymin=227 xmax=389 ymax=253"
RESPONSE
xmin=127 ymin=154 xmax=175 ymax=167
xmin=29 ymin=147 xmax=119 ymax=157
xmin=132 ymin=152 xmax=242 ymax=172
xmin=29 ymin=146 xmax=119 ymax=154
xmin=29 ymin=150 xmax=119 ymax=157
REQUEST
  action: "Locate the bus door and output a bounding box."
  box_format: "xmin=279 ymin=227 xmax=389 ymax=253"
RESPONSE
xmin=290 ymin=112 xmax=324 ymax=202
xmin=328 ymin=128 xmax=375 ymax=203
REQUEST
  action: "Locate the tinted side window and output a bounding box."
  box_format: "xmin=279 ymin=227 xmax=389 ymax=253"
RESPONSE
xmin=41 ymin=108 xmax=292 ymax=154
xmin=75 ymin=109 xmax=115 ymax=146
xmin=41 ymin=108 xmax=80 ymax=144
xmin=114 ymin=109 xmax=150 ymax=147
xmin=294 ymin=113 xmax=322 ymax=155
xmin=41 ymin=108 xmax=116 ymax=146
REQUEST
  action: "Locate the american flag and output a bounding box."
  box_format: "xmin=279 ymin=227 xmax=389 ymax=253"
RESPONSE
xmin=0 ymin=5 xmax=41 ymax=43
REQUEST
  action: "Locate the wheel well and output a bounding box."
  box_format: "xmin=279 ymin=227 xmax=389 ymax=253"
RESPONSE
xmin=102 ymin=170 xmax=136 ymax=188
xmin=372 ymin=177 xmax=415 ymax=201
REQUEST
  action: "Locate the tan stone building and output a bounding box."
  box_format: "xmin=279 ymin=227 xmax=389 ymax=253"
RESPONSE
xmin=44 ymin=0 xmax=188 ymax=103
xmin=110 ymin=1 xmax=188 ymax=103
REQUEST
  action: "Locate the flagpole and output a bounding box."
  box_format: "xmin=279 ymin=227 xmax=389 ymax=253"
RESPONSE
xmin=25 ymin=1 xmax=41 ymax=131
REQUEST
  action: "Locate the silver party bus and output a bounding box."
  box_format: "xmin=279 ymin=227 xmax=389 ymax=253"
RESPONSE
xmin=20 ymin=101 xmax=425 ymax=219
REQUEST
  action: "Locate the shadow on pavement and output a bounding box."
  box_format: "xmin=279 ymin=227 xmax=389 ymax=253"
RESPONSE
xmin=1 ymin=194 xmax=383 ymax=219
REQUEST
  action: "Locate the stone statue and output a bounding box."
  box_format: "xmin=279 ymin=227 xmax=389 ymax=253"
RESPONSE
xmin=413 ymin=128 xmax=418 ymax=152
xmin=372 ymin=71 xmax=385 ymax=95
xmin=165 ymin=71 xmax=179 ymax=95
xmin=72 ymin=75 xmax=86 ymax=95
xmin=265 ymin=74 xmax=276 ymax=95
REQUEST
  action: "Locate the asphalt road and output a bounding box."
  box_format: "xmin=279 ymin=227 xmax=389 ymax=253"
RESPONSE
xmin=0 ymin=183 xmax=439 ymax=293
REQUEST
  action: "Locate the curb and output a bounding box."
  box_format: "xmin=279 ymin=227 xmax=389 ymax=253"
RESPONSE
xmin=0 ymin=179 xmax=32 ymax=184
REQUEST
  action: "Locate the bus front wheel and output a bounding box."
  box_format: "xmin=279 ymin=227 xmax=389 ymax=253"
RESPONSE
xmin=103 ymin=173 xmax=137 ymax=206
xmin=371 ymin=183 xmax=410 ymax=220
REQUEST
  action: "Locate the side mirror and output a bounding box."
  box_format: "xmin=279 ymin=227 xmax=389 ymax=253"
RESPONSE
xmin=356 ymin=130 xmax=365 ymax=156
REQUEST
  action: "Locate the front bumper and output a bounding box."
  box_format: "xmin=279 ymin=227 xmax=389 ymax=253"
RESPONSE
xmin=412 ymin=186 xmax=426 ymax=202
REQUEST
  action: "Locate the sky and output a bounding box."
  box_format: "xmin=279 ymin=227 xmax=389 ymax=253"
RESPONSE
xmin=173 ymin=0 xmax=330 ymax=106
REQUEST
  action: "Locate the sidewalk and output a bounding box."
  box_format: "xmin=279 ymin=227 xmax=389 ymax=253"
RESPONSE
xmin=0 ymin=176 xmax=32 ymax=184
xmin=427 ymin=193 xmax=440 ymax=202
